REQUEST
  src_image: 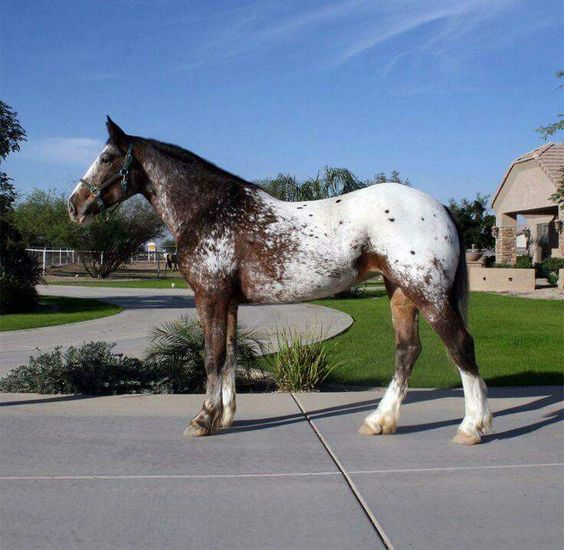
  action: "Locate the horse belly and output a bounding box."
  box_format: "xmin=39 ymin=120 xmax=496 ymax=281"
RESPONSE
xmin=240 ymin=255 xmax=357 ymax=304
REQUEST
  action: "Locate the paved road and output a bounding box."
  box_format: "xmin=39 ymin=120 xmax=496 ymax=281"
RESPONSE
xmin=0 ymin=285 xmax=352 ymax=375
xmin=1 ymin=386 xmax=562 ymax=549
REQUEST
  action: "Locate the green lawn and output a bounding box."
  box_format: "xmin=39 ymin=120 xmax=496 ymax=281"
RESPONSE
xmin=314 ymin=292 xmax=563 ymax=388
xmin=0 ymin=296 xmax=122 ymax=331
xmin=48 ymin=278 xmax=188 ymax=289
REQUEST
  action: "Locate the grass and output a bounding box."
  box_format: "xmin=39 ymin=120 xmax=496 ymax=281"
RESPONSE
xmin=314 ymin=291 xmax=564 ymax=388
xmin=264 ymin=325 xmax=340 ymax=391
xmin=48 ymin=277 xmax=189 ymax=289
xmin=0 ymin=296 xmax=122 ymax=331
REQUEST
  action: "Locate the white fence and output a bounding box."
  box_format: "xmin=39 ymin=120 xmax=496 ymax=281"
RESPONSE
xmin=26 ymin=248 xmax=77 ymax=274
xmin=26 ymin=248 xmax=176 ymax=274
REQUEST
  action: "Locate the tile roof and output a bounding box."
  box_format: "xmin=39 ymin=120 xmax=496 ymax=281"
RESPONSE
xmin=492 ymin=142 xmax=564 ymax=207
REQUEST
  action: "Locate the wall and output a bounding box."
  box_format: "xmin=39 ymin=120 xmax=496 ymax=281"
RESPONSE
xmin=493 ymin=160 xmax=556 ymax=215
xmin=469 ymin=267 xmax=535 ymax=292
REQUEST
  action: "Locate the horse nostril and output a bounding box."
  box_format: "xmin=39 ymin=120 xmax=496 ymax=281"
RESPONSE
xmin=68 ymin=200 xmax=77 ymax=217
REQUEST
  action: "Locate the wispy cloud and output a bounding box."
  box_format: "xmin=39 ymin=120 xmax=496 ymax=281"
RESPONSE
xmin=176 ymin=0 xmax=550 ymax=78
xmin=21 ymin=137 xmax=104 ymax=165
xmin=334 ymin=0 xmax=496 ymax=65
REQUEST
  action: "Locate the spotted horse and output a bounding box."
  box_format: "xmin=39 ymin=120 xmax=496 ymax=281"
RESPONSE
xmin=68 ymin=118 xmax=493 ymax=445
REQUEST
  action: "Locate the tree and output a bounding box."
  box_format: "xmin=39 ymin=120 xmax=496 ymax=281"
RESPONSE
xmin=63 ymin=198 xmax=165 ymax=278
xmin=372 ymin=170 xmax=410 ymax=186
xmin=0 ymin=102 xmax=43 ymax=313
xmin=13 ymin=189 xmax=70 ymax=247
xmin=448 ymin=194 xmax=495 ymax=251
xmin=13 ymin=190 xmax=165 ymax=278
xmin=536 ymin=70 xmax=564 ymax=140
xmin=257 ymin=167 xmax=409 ymax=201
xmin=256 ymin=173 xmax=302 ymax=201
xmin=537 ymin=70 xmax=564 ymax=206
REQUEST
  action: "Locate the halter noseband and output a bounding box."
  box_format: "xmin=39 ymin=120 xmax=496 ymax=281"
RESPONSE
xmin=80 ymin=143 xmax=134 ymax=212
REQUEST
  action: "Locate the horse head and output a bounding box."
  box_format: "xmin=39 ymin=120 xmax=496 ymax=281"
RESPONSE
xmin=68 ymin=117 xmax=141 ymax=224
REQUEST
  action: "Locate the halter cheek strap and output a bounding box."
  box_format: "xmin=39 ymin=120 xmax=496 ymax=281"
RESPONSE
xmin=80 ymin=143 xmax=134 ymax=212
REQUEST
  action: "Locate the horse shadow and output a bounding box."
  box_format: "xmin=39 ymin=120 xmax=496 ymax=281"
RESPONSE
xmin=225 ymin=384 xmax=563 ymax=443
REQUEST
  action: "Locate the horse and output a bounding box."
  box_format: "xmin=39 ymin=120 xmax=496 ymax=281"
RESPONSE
xmin=68 ymin=117 xmax=493 ymax=445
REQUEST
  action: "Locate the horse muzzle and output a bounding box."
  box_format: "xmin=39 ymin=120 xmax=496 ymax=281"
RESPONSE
xmin=68 ymin=188 xmax=97 ymax=225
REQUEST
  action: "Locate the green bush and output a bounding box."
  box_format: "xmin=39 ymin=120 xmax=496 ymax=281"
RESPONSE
xmin=538 ymin=257 xmax=564 ymax=285
xmin=265 ymin=326 xmax=340 ymax=392
xmin=547 ymin=272 xmax=559 ymax=286
xmin=334 ymin=285 xmax=366 ymax=299
xmin=144 ymin=316 xmax=263 ymax=393
xmin=0 ymin=343 xmax=146 ymax=394
xmin=515 ymin=255 xmax=533 ymax=268
xmin=0 ymin=317 xmax=265 ymax=395
xmin=0 ymin=200 xmax=44 ymax=314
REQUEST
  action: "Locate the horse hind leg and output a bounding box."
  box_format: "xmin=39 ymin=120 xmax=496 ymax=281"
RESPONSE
xmin=360 ymin=283 xmax=421 ymax=436
xmin=421 ymin=300 xmax=492 ymax=445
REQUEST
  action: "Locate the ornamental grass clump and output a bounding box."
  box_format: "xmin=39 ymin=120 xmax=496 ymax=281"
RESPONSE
xmin=144 ymin=315 xmax=264 ymax=393
xmin=266 ymin=325 xmax=340 ymax=392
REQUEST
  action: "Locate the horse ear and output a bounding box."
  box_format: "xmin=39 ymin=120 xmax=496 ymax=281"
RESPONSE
xmin=106 ymin=116 xmax=127 ymax=145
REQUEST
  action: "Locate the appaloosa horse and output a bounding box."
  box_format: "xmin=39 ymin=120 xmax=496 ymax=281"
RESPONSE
xmin=68 ymin=118 xmax=493 ymax=444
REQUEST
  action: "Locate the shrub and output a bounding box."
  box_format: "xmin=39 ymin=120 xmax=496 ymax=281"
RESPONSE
xmin=0 ymin=343 xmax=145 ymax=394
xmin=265 ymin=326 xmax=340 ymax=392
xmin=515 ymin=255 xmax=533 ymax=268
xmin=144 ymin=316 xmax=264 ymax=393
xmin=547 ymin=272 xmax=559 ymax=286
xmin=0 ymin=103 xmax=43 ymax=313
xmin=334 ymin=285 xmax=366 ymax=299
xmin=538 ymin=257 xmax=564 ymax=285
xmin=0 ymin=245 xmax=43 ymax=313
xmin=0 ymin=320 xmax=265 ymax=395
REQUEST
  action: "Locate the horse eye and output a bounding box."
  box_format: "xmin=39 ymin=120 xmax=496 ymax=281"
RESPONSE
xmin=100 ymin=155 xmax=112 ymax=164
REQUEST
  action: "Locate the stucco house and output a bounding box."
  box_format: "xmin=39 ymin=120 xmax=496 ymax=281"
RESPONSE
xmin=491 ymin=142 xmax=563 ymax=264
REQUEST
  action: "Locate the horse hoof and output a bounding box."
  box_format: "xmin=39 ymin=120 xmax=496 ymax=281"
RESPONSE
xmin=358 ymin=422 xmax=382 ymax=436
xmin=184 ymin=419 xmax=215 ymax=437
xmin=452 ymin=430 xmax=481 ymax=446
xmin=359 ymin=417 xmax=397 ymax=436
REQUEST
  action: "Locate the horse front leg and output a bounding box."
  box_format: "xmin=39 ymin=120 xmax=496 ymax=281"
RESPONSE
xmin=220 ymin=302 xmax=238 ymax=428
xmin=184 ymin=294 xmax=229 ymax=437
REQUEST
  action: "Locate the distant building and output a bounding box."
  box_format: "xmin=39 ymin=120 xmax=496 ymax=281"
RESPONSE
xmin=491 ymin=143 xmax=563 ymax=263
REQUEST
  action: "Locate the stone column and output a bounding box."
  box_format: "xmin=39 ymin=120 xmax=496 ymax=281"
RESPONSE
xmin=495 ymin=213 xmax=517 ymax=264
xmin=558 ymin=210 xmax=564 ymax=258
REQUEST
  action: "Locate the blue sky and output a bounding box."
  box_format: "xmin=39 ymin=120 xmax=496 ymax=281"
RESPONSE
xmin=2 ymin=0 xmax=563 ymax=204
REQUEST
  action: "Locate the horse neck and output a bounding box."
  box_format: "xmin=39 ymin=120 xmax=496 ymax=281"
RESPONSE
xmin=138 ymin=147 xmax=241 ymax=239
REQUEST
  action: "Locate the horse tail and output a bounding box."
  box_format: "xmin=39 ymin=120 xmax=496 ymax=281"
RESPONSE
xmin=444 ymin=205 xmax=468 ymax=326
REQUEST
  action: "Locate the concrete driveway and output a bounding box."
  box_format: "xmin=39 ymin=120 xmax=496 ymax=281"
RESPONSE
xmin=1 ymin=386 xmax=562 ymax=549
xmin=0 ymin=285 xmax=352 ymax=375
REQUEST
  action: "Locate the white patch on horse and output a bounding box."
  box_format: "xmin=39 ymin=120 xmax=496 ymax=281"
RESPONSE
xmin=220 ymin=369 xmax=236 ymax=427
xmin=457 ymin=370 xmax=492 ymax=441
xmin=193 ymin=232 xmax=236 ymax=284
xmin=71 ymin=144 xmax=111 ymax=196
xmin=240 ymin=184 xmax=459 ymax=305
xmin=362 ymin=377 xmax=406 ymax=434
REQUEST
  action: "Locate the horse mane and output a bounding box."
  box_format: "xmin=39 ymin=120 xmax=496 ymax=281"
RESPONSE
xmin=140 ymin=137 xmax=259 ymax=189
